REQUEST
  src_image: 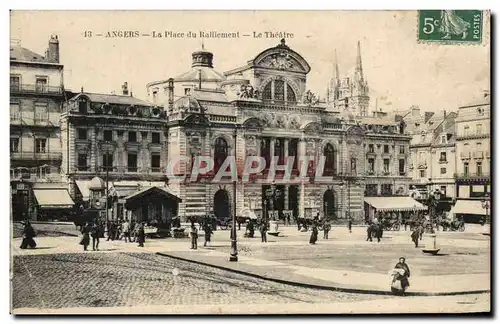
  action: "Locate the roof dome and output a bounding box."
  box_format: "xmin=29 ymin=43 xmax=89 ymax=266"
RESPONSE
xmin=89 ymin=177 xmax=105 ymax=190
xmin=174 ymin=45 xmax=225 ymax=83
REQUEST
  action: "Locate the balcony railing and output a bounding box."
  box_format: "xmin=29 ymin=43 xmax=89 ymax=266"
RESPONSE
xmin=10 ymin=83 xmax=63 ymax=95
xmin=127 ymin=166 xmax=138 ymax=172
xmin=454 ymin=171 xmax=490 ymax=179
xmin=10 ymin=151 xmax=62 ymax=160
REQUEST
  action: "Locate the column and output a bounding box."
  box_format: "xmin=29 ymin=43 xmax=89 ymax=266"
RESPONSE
xmin=270 ymin=138 xmax=276 ymax=161
xmin=298 ymin=136 xmax=306 ymax=218
xmin=284 ymin=185 xmax=289 ymax=215
xmin=284 ymin=139 xmax=289 ymax=158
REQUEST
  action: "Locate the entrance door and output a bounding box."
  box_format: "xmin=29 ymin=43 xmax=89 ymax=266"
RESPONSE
xmin=323 ymin=189 xmax=336 ymax=220
xmin=214 ymin=190 xmax=230 ymax=221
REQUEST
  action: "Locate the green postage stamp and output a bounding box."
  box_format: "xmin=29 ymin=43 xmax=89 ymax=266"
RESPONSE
xmin=418 ymin=10 xmax=483 ymax=43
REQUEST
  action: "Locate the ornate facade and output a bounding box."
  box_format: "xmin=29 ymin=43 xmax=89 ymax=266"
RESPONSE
xmin=60 ymin=84 xmax=168 ymax=204
xmin=147 ymin=39 xmax=412 ymax=223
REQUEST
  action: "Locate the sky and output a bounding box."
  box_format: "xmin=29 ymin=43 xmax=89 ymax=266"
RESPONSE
xmin=10 ymin=10 xmax=490 ymax=113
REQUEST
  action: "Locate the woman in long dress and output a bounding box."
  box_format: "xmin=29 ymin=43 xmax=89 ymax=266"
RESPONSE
xmin=440 ymin=10 xmax=471 ymax=39
xmin=309 ymin=223 xmax=318 ymax=244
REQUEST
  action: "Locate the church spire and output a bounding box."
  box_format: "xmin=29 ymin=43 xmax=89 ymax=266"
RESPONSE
xmin=355 ymin=41 xmax=364 ymax=81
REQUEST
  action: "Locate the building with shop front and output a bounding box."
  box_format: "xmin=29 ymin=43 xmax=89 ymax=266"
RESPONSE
xmin=146 ymin=39 xmax=414 ymax=223
xmin=60 ymin=84 xmax=181 ymax=224
xmin=9 ymin=35 xmax=73 ymax=221
xmin=401 ymin=107 xmax=458 ymax=199
xmin=451 ymin=92 xmax=491 ymax=222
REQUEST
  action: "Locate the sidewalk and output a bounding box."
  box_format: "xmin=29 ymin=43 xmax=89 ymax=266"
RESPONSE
xmin=158 ymin=248 xmax=490 ymax=296
xmin=12 ymin=293 xmax=490 ymax=314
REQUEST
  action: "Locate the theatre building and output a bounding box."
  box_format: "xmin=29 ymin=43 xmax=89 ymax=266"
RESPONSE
xmin=147 ymin=39 xmax=414 ymax=223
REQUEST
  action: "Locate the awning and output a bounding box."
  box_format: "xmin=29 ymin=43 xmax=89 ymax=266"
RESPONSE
xmin=364 ymin=196 xmax=428 ymax=212
xmin=450 ymin=200 xmax=488 ymax=216
xmin=33 ymin=189 xmax=75 ymax=209
xmin=75 ymin=180 xmax=91 ymax=200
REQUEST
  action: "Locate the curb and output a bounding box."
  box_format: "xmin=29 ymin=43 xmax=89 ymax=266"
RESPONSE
xmin=156 ymin=252 xmax=490 ymax=297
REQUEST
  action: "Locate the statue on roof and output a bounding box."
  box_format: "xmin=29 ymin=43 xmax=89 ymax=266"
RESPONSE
xmin=302 ymin=90 xmax=319 ymax=106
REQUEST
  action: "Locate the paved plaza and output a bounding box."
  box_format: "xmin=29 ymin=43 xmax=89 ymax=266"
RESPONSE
xmin=11 ymin=223 xmax=491 ymax=314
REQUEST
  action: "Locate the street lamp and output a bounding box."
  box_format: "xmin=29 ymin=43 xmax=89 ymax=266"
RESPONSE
xmin=229 ymin=127 xmax=238 ymax=262
xmin=481 ymin=193 xmax=490 ymax=225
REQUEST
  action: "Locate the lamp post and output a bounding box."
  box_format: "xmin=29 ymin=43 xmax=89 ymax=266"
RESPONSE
xmin=229 ymin=127 xmax=238 ymax=262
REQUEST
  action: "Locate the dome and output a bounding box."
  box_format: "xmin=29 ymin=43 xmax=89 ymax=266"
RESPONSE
xmin=174 ymin=66 xmax=224 ymax=82
xmin=173 ymin=46 xmax=225 ymax=83
xmin=89 ymin=177 xmax=105 ymax=190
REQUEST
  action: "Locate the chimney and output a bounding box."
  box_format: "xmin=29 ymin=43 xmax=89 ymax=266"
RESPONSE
xmin=122 ymin=82 xmax=129 ymax=96
xmin=424 ymin=111 xmax=434 ymax=123
xmin=443 ymin=110 xmax=446 ymax=119
xmin=47 ymin=35 xmax=60 ymax=63
xmin=410 ymin=105 xmax=420 ymax=117
xmin=167 ymin=78 xmax=174 ymax=109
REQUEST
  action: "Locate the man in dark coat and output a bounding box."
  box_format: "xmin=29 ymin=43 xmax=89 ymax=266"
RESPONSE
xmin=348 ymin=218 xmax=352 ymax=233
xmin=136 ymin=223 xmax=145 ymax=247
xmin=203 ymin=223 xmax=212 ymax=247
xmin=20 ymin=221 xmax=37 ymax=249
xmin=90 ymin=221 xmax=101 ymax=251
xmin=411 ymin=228 xmax=420 ymax=248
xmin=366 ymin=222 xmax=373 ymax=242
xmin=260 ymin=221 xmax=268 ymax=243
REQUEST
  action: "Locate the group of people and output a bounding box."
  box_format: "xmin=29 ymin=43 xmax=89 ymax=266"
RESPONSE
xmin=79 ymin=219 xmax=147 ymax=251
xmin=189 ymin=219 xmax=216 ymax=249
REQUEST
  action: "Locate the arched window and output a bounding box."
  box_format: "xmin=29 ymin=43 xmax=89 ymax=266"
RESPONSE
xmin=324 ymin=143 xmax=337 ymax=176
xmin=214 ymin=137 xmax=228 ymax=174
xmin=286 ymin=84 xmax=296 ymax=102
xmin=261 ymin=79 xmax=297 ymax=104
xmin=78 ymin=98 xmax=87 ymax=113
xmin=262 ymin=83 xmax=272 ymax=100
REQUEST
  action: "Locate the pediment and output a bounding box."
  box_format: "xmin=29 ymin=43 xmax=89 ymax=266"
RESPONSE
xmin=253 ymin=40 xmax=311 ymax=73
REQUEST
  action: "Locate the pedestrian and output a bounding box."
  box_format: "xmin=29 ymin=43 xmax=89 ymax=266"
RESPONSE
xmin=247 ymin=220 xmax=255 ymax=238
xmin=309 ymin=223 xmax=318 ymax=244
xmin=203 ymin=222 xmax=212 ymax=247
xmin=323 ymin=220 xmax=331 ymax=239
xmin=393 ymin=257 xmax=411 ymax=295
xmin=411 ymin=228 xmax=420 ymax=248
xmin=287 ymin=213 xmax=291 ymax=226
xmin=121 ymin=219 xmax=131 ymax=243
xmin=366 ymin=222 xmax=373 ymax=242
xmin=80 ymin=222 xmax=91 ymax=251
xmin=348 ymin=218 xmax=352 ymax=233
xmin=190 ymin=224 xmax=198 ymax=249
xmin=19 ymin=220 xmax=37 ymax=249
xmin=136 ymin=223 xmax=145 ymax=247
xmin=90 ymin=221 xmax=101 ymax=251
xmin=132 ymin=221 xmax=140 ymax=242
xmin=260 ymin=221 xmax=268 ymax=243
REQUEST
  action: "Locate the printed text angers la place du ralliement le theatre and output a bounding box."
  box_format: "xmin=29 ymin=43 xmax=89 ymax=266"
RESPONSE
xmin=83 ymin=30 xmax=295 ymax=39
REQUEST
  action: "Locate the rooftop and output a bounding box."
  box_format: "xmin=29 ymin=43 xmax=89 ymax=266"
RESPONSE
xmin=71 ymin=92 xmax=152 ymax=107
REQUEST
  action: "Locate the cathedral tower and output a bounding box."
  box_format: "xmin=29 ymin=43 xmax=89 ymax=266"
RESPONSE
xmin=326 ymin=41 xmax=370 ymax=116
